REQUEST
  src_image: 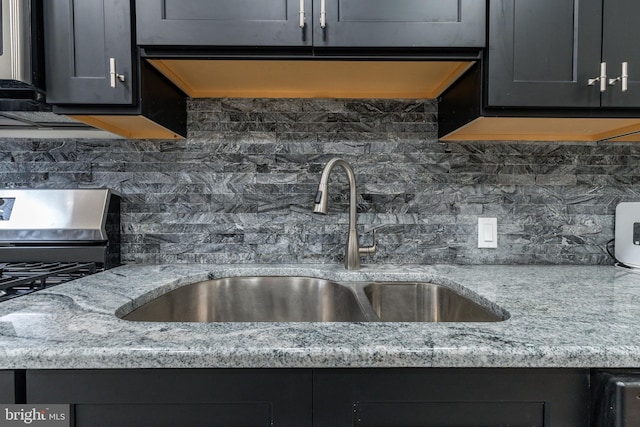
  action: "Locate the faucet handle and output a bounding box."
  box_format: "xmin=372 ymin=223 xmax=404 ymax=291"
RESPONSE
xmin=359 ymin=228 xmax=377 ymax=257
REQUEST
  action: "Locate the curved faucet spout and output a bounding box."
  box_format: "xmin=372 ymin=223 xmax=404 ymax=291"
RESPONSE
xmin=312 ymin=158 xmax=376 ymax=270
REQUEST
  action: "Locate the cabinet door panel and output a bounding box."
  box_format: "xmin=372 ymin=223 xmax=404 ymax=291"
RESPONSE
xmin=601 ymin=0 xmax=640 ymax=107
xmin=314 ymin=0 xmax=485 ymax=47
xmin=136 ymin=0 xmax=312 ymax=47
xmin=0 ymin=371 xmax=18 ymax=404
xmin=313 ymin=368 xmax=589 ymax=426
xmin=74 ymin=403 xmax=270 ymax=427
xmin=44 ymin=0 xmax=133 ymax=104
xmin=356 ymin=401 xmax=544 ymax=427
xmin=488 ymin=0 xmax=602 ymax=107
xmin=26 ymin=369 xmax=311 ymax=427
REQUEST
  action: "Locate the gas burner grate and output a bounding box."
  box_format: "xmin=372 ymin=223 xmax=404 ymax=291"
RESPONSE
xmin=0 ymin=262 xmax=98 ymax=300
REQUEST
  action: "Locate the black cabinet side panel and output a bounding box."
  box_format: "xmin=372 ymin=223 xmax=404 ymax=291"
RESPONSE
xmin=437 ymin=61 xmax=482 ymax=139
xmin=140 ymin=60 xmax=187 ymax=137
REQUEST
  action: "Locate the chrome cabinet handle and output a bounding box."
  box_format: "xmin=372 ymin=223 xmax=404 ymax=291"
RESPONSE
xmin=588 ymin=62 xmax=607 ymax=92
xmin=609 ymin=62 xmax=629 ymax=92
xmin=320 ymin=0 xmax=326 ymax=28
xmin=299 ymin=0 xmax=305 ymax=28
xmin=109 ymin=58 xmax=126 ymax=88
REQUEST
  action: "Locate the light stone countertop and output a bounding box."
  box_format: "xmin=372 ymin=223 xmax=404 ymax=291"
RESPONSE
xmin=0 ymin=263 xmax=638 ymax=369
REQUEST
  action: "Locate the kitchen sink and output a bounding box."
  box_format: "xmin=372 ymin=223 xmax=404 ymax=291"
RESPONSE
xmin=120 ymin=276 xmax=508 ymax=323
xmin=363 ymin=282 xmax=505 ymax=322
xmin=121 ymin=276 xmax=369 ymax=322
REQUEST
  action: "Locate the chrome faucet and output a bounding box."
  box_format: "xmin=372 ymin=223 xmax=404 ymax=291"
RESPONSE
xmin=313 ymin=158 xmax=376 ymax=270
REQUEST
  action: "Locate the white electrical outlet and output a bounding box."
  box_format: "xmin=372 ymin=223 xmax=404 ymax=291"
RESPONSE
xmin=478 ymin=217 xmax=498 ymax=249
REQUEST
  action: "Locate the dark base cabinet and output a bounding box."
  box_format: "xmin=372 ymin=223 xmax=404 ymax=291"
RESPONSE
xmin=25 ymin=368 xmax=590 ymax=426
xmin=26 ymin=369 xmax=312 ymax=427
xmin=314 ymin=368 xmax=590 ymax=427
xmin=0 ymin=370 xmax=23 ymax=404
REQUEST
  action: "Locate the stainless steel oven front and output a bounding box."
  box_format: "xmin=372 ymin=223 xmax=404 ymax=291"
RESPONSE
xmin=0 ymin=188 xmax=121 ymax=302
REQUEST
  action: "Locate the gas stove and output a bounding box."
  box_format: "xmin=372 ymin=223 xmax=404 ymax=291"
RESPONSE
xmin=0 ymin=189 xmax=120 ymax=302
xmin=0 ymin=262 xmax=98 ymax=302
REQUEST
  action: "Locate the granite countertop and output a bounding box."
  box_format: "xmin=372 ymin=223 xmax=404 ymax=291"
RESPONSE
xmin=0 ymin=263 xmax=639 ymax=369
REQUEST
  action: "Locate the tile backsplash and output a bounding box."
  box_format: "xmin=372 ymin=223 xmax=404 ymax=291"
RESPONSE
xmin=2 ymin=98 xmax=638 ymax=265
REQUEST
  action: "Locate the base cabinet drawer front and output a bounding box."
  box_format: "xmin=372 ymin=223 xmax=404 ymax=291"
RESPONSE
xmin=355 ymin=401 xmax=544 ymax=427
xmin=73 ymin=403 xmax=271 ymax=427
xmin=313 ymin=368 xmax=590 ymax=427
xmin=26 ymin=369 xmax=312 ymax=427
xmin=136 ymin=0 xmax=485 ymax=48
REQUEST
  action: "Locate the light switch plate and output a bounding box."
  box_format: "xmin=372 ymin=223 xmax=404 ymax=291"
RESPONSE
xmin=478 ymin=217 xmax=498 ymax=248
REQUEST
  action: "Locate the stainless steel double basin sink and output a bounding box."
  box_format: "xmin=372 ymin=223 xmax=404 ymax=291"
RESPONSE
xmin=120 ymin=276 xmax=508 ymax=323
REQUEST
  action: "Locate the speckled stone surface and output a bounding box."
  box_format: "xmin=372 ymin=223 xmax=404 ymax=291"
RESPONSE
xmin=0 ymin=263 xmax=639 ymax=369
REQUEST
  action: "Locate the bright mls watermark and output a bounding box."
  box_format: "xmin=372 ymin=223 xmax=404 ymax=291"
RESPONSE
xmin=0 ymin=405 xmax=69 ymax=427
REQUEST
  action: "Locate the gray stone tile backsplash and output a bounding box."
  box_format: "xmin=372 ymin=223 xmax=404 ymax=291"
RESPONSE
xmin=2 ymin=98 xmax=638 ymax=265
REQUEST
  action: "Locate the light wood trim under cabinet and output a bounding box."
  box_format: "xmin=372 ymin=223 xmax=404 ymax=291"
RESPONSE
xmin=440 ymin=117 xmax=640 ymax=142
xmin=147 ymin=59 xmax=475 ymax=99
xmin=69 ymin=115 xmax=185 ymax=140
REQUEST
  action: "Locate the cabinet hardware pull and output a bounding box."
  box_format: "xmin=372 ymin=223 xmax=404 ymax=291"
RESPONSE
xmin=588 ymin=62 xmax=607 ymax=92
xmin=299 ymin=0 xmax=305 ymax=28
xmin=608 ymin=62 xmax=629 ymax=92
xmin=109 ymin=58 xmax=126 ymax=88
xmin=320 ymin=0 xmax=326 ymax=28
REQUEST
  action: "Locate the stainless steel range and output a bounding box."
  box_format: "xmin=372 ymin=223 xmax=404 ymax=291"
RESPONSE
xmin=0 ymin=188 xmax=120 ymax=302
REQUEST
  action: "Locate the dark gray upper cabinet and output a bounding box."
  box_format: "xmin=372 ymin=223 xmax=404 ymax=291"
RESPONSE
xmin=314 ymin=0 xmax=485 ymax=48
xmin=135 ymin=0 xmax=313 ymax=47
xmin=601 ymin=0 xmax=640 ymax=107
xmin=488 ymin=0 xmax=640 ymax=108
xmin=135 ymin=0 xmax=485 ymax=48
xmin=44 ymin=0 xmax=134 ymax=105
xmin=488 ymin=0 xmax=602 ymax=108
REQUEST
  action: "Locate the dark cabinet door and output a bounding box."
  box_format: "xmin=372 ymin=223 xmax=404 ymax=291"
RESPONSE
xmin=0 ymin=370 xmax=19 ymax=404
xmin=44 ymin=0 xmax=134 ymax=105
xmin=487 ymin=0 xmax=603 ymax=108
xmin=26 ymin=369 xmax=312 ymax=427
xmin=313 ymin=368 xmax=590 ymax=426
xmin=136 ymin=0 xmax=485 ymax=49
xmin=135 ymin=0 xmax=313 ymax=47
xmin=313 ymin=0 xmax=485 ymax=48
xmin=601 ymin=0 xmax=640 ymax=107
